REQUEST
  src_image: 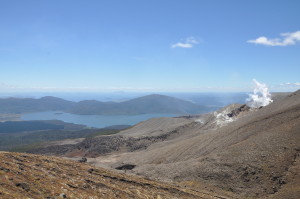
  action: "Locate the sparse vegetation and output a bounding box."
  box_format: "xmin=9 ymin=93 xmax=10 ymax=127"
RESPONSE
xmin=85 ymin=129 xmax=121 ymax=138
xmin=0 ymin=151 xmax=224 ymax=198
xmin=0 ymin=121 xmax=64 ymax=133
xmin=0 ymin=119 xmax=130 ymax=152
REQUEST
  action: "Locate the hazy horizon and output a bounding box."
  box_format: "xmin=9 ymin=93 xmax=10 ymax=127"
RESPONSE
xmin=0 ymin=91 xmax=249 ymax=105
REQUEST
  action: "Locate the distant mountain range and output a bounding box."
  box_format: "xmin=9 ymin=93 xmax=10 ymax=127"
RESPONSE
xmin=0 ymin=94 xmax=209 ymax=115
xmin=0 ymin=96 xmax=74 ymax=113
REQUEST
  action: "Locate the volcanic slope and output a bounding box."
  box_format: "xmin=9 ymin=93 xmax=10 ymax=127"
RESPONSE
xmin=0 ymin=151 xmax=229 ymax=199
xmin=26 ymin=90 xmax=300 ymax=198
xmin=99 ymin=90 xmax=300 ymax=198
xmin=74 ymin=91 xmax=300 ymax=198
xmin=28 ymin=117 xmax=193 ymax=157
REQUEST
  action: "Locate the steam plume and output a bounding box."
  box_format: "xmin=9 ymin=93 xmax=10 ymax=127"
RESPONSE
xmin=246 ymin=79 xmax=273 ymax=108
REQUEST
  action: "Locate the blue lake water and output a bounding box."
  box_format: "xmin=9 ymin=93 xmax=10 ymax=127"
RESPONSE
xmin=21 ymin=111 xmax=179 ymax=128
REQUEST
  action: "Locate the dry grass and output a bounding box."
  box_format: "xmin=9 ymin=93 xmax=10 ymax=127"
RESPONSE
xmin=0 ymin=151 xmax=227 ymax=199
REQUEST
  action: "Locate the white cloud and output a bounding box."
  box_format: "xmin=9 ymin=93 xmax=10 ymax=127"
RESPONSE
xmin=248 ymin=31 xmax=300 ymax=46
xmin=171 ymin=37 xmax=199 ymax=48
xmin=186 ymin=37 xmax=198 ymax=44
xmin=279 ymin=82 xmax=300 ymax=87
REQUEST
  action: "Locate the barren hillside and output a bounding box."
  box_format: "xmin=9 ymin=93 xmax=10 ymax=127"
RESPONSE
xmin=0 ymin=151 xmax=232 ymax=199
xmin=108 ymin=90 xmax=300 ymax=198
xmin=27 ymin=90 xmax=300 ymax=198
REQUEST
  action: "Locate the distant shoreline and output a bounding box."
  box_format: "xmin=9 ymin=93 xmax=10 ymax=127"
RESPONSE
xmin=0 ymin=113 xmax=21 ymax=122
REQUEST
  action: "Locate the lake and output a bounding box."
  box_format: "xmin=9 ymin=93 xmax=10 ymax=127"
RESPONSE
xmin=21 ymin=111 xmax=179 ymax=128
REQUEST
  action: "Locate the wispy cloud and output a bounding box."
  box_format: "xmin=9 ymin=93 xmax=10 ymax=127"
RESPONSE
xmin=171 ymin=37 xmax=199 ymax=48
xmin=248 ymin=31 xmax=300 ymax=46
xmin=279 ymin=82 xmax=300 ymax=87
xmin=0 ymin=82 xmax=19 ymax=89
xmin=271 ymin=82 xmax=300 ymax=91
xmin=0 ymin=81 xmax=93 ymax=92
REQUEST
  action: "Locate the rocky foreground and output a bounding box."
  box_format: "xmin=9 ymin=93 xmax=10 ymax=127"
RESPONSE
xmin=0 ymin=151 xmax=230 ymax=199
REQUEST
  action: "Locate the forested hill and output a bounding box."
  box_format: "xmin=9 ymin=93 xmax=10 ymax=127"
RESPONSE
xmin=0 ymin=94 xmax=209 ymax=115
xmin=0 ymin=96 xmax=74 ymax=113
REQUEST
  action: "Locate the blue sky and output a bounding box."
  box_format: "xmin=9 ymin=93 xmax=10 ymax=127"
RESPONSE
xmin=0 ymin=0 xmax=300 ymax=92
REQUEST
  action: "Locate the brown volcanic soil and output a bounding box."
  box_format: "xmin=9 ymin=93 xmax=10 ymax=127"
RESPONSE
xmin=0 ymin=151 xmax=230 ymax=199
